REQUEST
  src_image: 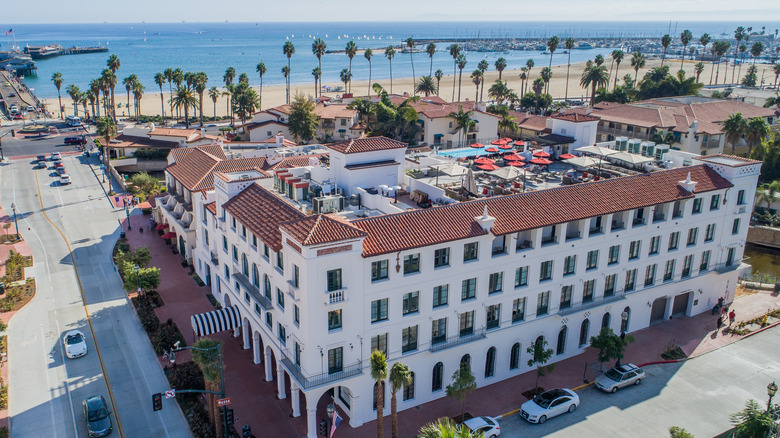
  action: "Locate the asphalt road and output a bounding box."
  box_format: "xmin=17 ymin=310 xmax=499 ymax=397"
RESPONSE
xmin=0 ymin=149 xmax=191 ymax=437
xmin=497 ymin=326 xmax=780 ymax=437
xmin=0 ymin=123 xmax=90 ymax=159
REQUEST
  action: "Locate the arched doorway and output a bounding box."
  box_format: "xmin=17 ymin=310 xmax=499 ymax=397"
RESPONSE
xmin=556 ymin=326 xmax=568 ymax=355
xmin=579 ymin=319 xmax=590 ymax=347
xmin=306 ymin=385 xmax=357 ymax=438
xmin=242 ymin=317 xmax=252 ymax=350
xmin=460 ymin=354 xmax=471 ymax=369
xmin=621 ymin=306 xmax=631 ymax=333
xmin=533 ymin=336 xmax=545 ymax=361
xmin=510 ymin=343 xmax=521 ymax=370
xmin=432 ymin=362 xmax=444 ymax=392
xmin=601 ymin=312 xmax=611 ymax=330
xmin=484 ymin=347 xmax=496 ymax=378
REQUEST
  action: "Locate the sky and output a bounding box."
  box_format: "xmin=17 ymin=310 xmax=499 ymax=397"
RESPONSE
xmin=3 ymin=0 xmax=779 ymax=23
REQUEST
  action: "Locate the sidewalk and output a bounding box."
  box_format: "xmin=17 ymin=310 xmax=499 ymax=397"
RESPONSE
xmin=124 ymin=213 xmax=780 ymax=437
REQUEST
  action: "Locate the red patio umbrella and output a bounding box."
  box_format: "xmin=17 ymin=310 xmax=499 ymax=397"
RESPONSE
xmin=477 ymin=163 xmax=500 ymax=171
xmin=508 ymin=160 xmax=526 ymax=167
xmin=501 ymin=137 xmax=513 ymax=142
xmin=529 ymin=158 xmax=553 ymax=165
xmin=498 ymin=144 xmax=513 ymax=150
xmin=161 ymin=231 xmax=177 ymax=239
xmin=474 ymin=157 xmax=494 ymax=164
xmin=559 ymin=153 xmax=576 ymax=159
xmin=485 ymin=147 xmax=500 ymax=153
xmin=490 ymin=139 xmax=507 ymax=145
xmin=470 ymin=143 xmax=485 ymax=148
xmin=154 ymin=224 xmax=169 ymax=230
xmin=503 ymin=153 xmax=524 ymax=161
xmin=533 ymin=150 xmax=551 ymax=158
xmin=514 ymin=140 xmax=525 ymax=146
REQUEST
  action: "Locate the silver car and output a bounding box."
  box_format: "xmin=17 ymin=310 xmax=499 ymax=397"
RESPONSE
xmin=594 ymin=363 xmax=646 ymax=393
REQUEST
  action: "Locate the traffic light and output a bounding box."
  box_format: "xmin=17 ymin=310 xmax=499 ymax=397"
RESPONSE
xmin=152 ymin=393 xmax=163 ymax=411
xmin=224 ymin=408 xmax=234 ymax=427
xmin=319 ymin=419 xmax=328 ymax=436
xmin=242 ymin=425 xmax=252 ymax=438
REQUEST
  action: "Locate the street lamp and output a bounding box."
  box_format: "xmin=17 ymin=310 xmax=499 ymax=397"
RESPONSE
xmin=768 ymin=381 xmax=778 ymax=412
xmin=620 ymin=311 xmax=629 ymax=337
xmin=125 ymin=200 xmax=131 ymax=230
xmin=10 ymin=203 xmax=19 ymax=240
xmin=326 ymin=403 xmax=335 ymax=433
xmin=134 ymin=264 xmax=141 ymax=300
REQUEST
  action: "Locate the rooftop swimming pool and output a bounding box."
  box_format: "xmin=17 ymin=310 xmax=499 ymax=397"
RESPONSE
xmin=437 ymin=148 xmax=495 ymax=159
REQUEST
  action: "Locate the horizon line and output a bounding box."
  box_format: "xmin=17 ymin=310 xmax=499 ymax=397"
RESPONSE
xmin=2 ymin=19 xmax=778 ymax=25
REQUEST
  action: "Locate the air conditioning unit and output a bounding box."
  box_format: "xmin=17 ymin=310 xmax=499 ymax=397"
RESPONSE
xmin=313 ymin=195 xmax=345 ymax=214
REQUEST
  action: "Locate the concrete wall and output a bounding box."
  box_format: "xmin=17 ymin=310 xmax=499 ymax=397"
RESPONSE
xmin=747 ymin=225 xmax=780 ymax=249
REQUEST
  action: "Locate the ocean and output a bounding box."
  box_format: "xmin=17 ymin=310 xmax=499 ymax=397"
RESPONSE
xmin=1 ymin=21 xmax=777 ymax=101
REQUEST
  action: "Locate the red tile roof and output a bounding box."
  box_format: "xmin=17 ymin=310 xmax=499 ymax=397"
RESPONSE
xmin=149 ymin=128 xmax=198 ymax=138
xmin=108 ymin=134 xmax=178 ymax=149
xmin=266 ymin=154 xmax=325 ymax=170
xmin=509 ymin=111 xmax=548 ymax=132
xmin=697 ymin=154 xmax=763 ymax=167
xmin=326 ymin=136 xmax=408 ymax=154
xmin=281 ymin=214 xmax=367 ymax=246
xmin=165 ymin=144 xmax=267 ymax=192
xmin=353 ymin=165 xmax=731 ymax=257
xmin=551 ymin=112 xmax=600 ymax=123
xmin=168 ymin=144 xmax=226 ymax=163
xmin=222 ymin=184 xmax=305 ymax=251
xmin=205 ymin=202 xmax=217 ymax=215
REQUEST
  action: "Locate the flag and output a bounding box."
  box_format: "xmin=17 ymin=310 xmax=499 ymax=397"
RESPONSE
xmin=4 ymin=29 xmax=12 ymax=35
xmin=329 ymin=410 xmax=342 ymax=438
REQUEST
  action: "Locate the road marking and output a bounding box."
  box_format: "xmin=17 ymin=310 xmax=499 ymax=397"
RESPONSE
xmin=54 ymin=317 xmax=79 ymax=438
xmin=34 ymin=169 xmax=126 ymax=438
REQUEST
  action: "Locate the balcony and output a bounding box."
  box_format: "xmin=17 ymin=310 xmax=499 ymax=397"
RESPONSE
xmin=565 ymin=231 xmax=581 ymax=242
xmin=588 ymin=227 xmax=603 ymax=236
xmin=232 ymin=272 xmax=272 ymax=310
xmin=541 ymin=236 xmax=557 ymax=246
xmin=632 ymin=217 xmax=646 ymax=227
xmin=611 ymin=221 xmax=625 ymax=232
xmin=516 ymin=240 xmax=532 ymax=251
xmin=652 ymin=213 xmax=665 ymax=223
xmin=280 ymin=353 xmax=362 ymax=390
xmin=492 ymin=246 xmax=507 ymax=257
xmin=326 ymin=289 xmax=346 ymax=305
xmin=430 ymin=327 xmax=487 ymax=352
xmin=322 ymin=121 xmax=336 ymax=130
xmin=559 ymin=292 xmax=626 ymax=316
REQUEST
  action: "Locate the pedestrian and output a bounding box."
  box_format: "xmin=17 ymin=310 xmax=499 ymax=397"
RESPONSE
xmin=729 ymin=310 xmax=736 ymax=326
xmin=717 ymin=316 xmax=724 ymax=332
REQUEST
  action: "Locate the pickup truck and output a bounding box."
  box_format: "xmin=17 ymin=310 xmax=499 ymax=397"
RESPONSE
xmin=64 ymin=136 xmax=87 ymax=145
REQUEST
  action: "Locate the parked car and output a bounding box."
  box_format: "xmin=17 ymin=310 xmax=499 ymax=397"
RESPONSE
xmin=8 ymin=92 xmax=15 ymax=97
xmin=56 ymin=166 xmax=66 ymax=175
xmin=64 ymin=135 xmax=87 ymax=145
xmin=26 ymin=105 xmax=35 ymax=112
xmin=59 ymin=174 xmax=72 ymax=185
xmin=37 ymin=160 xmax=48 ymax=168
xmin=50 ymin=152 xmax=62 ymax=161
xmin=36 ymin=154 xmax=47 ymax=161
xmin=460 ymin=416 xmax=500 ymax=437
xmin=520 ymin=388 xmax=580 ymax=424
xmin=53 ymin=161 xmax=64 ymax=169
xmin=594 ymin=363 xmax=646 ymax=393
xmin=82 ymin=395 xmax=113 ymax=437
xmin=62 ymin=330 xmax=87 ymax=358
xmin=12 ymin=114 xmax=22 ymax=120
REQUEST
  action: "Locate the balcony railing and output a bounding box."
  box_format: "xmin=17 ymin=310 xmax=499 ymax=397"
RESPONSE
xmin=516 ymin=240 xmax=532 ymax=251
xmin=652 ymin=214 xmax=665 ymax=223
xmin=326 ymin=289 xmax=346 ymax=305
xmin=559 ymin=292 xmax=626 ymax=316
xmin=565 ymin=231 xmax=581 ymax=241
xmin=280 ymin=353 xmax=362 ymax=390
xmin=632 ymin=217 xmax=646 ymax=226
xmin=541 ymin=236 xmax=556 ymax=246
xmin=611 ymin=221 xmax=625 ymax=232
xmin=232 ymin=272 xmax=272 ymax=310
xmin=430 ymin=327 xmax=486 ymax=352
xmin=588 ymin=227 xmax=603 ymax=236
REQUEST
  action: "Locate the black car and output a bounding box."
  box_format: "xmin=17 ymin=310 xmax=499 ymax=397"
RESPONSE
xmin=64 ymin=135 xmax=87 ymax=145
xmin=83 ymin=395 xmax=113 ymax=437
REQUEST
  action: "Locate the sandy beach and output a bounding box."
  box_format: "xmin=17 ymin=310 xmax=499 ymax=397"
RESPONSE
xmin=45 ymin=59 xmax=779 ymax=120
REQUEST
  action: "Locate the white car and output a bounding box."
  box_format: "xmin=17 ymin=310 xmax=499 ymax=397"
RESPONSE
xmin=461 ymin=416 xmax=500 ymax=437
xmin=63 ymin=330 xmax=87 ymax=358
xmin=50 ymin=152 xmax=62 ymax=161
xmin=59 ymin=174 xmax=72 ymax=185
xmin=520 ymin=388 xmax=579 ymax=424
xmin=594 ymin=363 xmax=646 ymax=393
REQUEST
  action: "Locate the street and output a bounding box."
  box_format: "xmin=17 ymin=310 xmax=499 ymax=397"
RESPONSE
xmin=0 ymin=147 xmax=191 ymax=437
xmin=497 ymin=326 xmax=780 ymax=437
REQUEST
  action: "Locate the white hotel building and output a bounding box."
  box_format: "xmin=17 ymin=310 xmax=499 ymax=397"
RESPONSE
xmin=181 ymin=137 xmax=759 ymax=437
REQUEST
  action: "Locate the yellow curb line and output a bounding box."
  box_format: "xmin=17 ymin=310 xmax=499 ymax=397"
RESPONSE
xmin=572 ymin=382 xmax=594 ymax=391
xmin=500 ymin=383 xmax=594 ymax=418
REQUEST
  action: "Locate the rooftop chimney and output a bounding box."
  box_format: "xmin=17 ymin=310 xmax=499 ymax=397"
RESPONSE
xmin=678 ymin=171 xmax=697 ymax=193
xmin=475 ymin=205 xmax=496 ymax=231
xmin=276 ymin=131 xmax=284 ymax=146
xmin=200 ymin=127 xmax=206 ymax=138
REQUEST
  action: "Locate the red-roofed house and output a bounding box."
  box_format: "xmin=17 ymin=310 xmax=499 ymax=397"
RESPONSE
xmin=244 ymin=103 xmax=364 ymax=143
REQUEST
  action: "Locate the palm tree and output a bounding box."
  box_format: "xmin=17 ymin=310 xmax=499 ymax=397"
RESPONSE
xmin=694 ymin=62 xmax=705 ymax=83
xmin=418 ymin=418 xmax=478 ymax=438
xmin=456 ymin=54 xmax=467 ymax=101
xmin=223 ymin=67 xmax=236 ymax=118
xmin=631 ymin=51 xmax=646 ymax=83
xmin=434 ymin=69 xmax=443 ymax=96
xmin=540 ymin=67 xmax=552 ymax=94
xmin=389 ymin=362 xmax=412 ymax=438
xmin=718 ymin=41 xmax=732 ymax=85
xmin=581 ymin=64 xmax=609 ymax=107
xmin=449 ymin=44 xmax=461 ymax=101
xmin=723 ymin=113 xmax=747 ymax=154
xmin=751 ymin=42 xmax=765 ymax=66
xmin=699 ymin=33 xmax=711 ymax=62
xmin=163 ymin=68 xmax=174 ymax=119
xmin=281 ymin=66 xmax=291 ymax=103
xmin=365 ymin=48 xmax=374 ymax=95
xmin=123 ymin=74 xmax=138 ymax=116
xmin=370 ymin=351 xmax=388 ymax=438
xmin=773 ymin=63 xmax=780 ymax=87
xmin=312 ymin=67 xmax=322 ymax=99
xmin=732 ymin=27 xmax=746 ymax=84
xmin=256 ymin=61 xmax=267 ymax=109
xmin=660 ymin=34 xmax=672 ymax=66
xmin=89 ymin=79 xmax=102 ymax=119
xmin=340 ymin=68 xmax=352 ymax=94
xmin=448 ymin=104 xmax=474 ymax=146
xmin=208 ymin=86 xmax=220 ymax=121
xmin=347 ymin=97 xmax=375 ymax=126
xmin=736 ymin=44 xmax=749 ymax=82
xmin=312 ymin=38 xmax=326 ymax=98
xmin=96 ymin=116 xmax=117 ymax=165
xmin=345 ymin=40 xmax=358 ymax=93
xmin=470 ymin=69 xmax=482 ymax=101
xmin=594 ymin=55 xmax=604 ymax=67
xmin=547 ymin=35 xmax=560 ymax=69
xmin=426 ymin=42 xmax=437 ymax=76
xmin=283 ymin=41 xmax=295 ymax=103
xmin=232 ymin=84 xmax=260 ymax=126
xmin=405 ymin=37 xmax=416 ymax=93
xmin=132 ymin=81 xmax=144 ymax=119
xmin=519 ymin=69 xmax=528 ymax=97
xmin=746 ymin=117 xmax=771 ymax=156
xmin=679 ymin=30 xmax=693 ymax=71
xmin=170 ymin=85 xmax=199 ymax=129
xmin=100 ymin=68 xmax=117 ymax=121
xmin=79 ymin=93 xmax=89 ymax=119
xmin=532 ymin=77 xmax=545 ymax=114
xmin=153 ymin=72 xmax=166 ymax=120
xmin=525 ymin=59 xmax=535 ymax=93
xmin=106 ymin=54 xmax=120 ymax=121
xmin=385 ymin=45 xmax=396 ymax=94
xmin=611 ymin=50 xmax=624 ymax=90
xmin=51 ymin=72 xmax=63 ymax=119
xmin=193 ymin=72 xmax=208 ymax=125
xmin=495 ymin=56 xmax=507 ymax=81
xmin=564 ymin=38 xmax=575 ymax=101
xmin=191 ymin=338 xmax=223 ymax=436
xmin=415 ymin=75 xmax=437 ymax=97
xmin=477 ymin=59 xmax=489 ymax=102
xmin=86 ymin=90 xmax=97 ymax=120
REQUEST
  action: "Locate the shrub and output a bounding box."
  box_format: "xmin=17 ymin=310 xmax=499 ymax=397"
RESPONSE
xmin=168 ymin=361 xmax=205 ymax=392
xmin=151 ymin=319 xmax=186 ymax=355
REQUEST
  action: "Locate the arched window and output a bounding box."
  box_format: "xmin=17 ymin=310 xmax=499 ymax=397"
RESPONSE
xmin=263 ymin=274 xmax=271 ymax=299
xmin=556 ymin=326 xmax=567 ymax=355
xmin=533 ymin=336 xmax=545 ymax=361
xmin=601 ymin=312 xmax=611 ymax=330
xmin=432 ymin=362 xmax=444 ymax=392
xmin=460 ymin=354 xmax=471 ymax=369
xmin=252 ymin=264 xmax=259 ymax=288
xmin=510 ymin=343 xmax=521 ymax=370
xmin=485 ymin=347 xmax=496 ymax=378
xmin=621 ymin=306 xmax=631 ymax=333
xmin=579 ymin=319 xmax=590 ymax=347
xmin=241 ymin=254 xmax=249 ymax=276
xmin=403 ymin=372 xmax=415 ymax=401
xmin=373 ymin=381 xmax=385 ymax=410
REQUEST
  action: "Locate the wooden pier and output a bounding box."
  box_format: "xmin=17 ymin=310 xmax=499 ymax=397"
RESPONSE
xmin=25 ymin=45 xmax=109 ymax=60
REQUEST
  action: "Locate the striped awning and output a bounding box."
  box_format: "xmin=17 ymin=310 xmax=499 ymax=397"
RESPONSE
xmin=191 ymin=305 xmax=241 ymax=337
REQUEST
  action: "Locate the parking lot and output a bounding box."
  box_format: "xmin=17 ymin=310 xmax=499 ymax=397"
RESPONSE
xmin=0 ymin=125 xmax=91 ymax=158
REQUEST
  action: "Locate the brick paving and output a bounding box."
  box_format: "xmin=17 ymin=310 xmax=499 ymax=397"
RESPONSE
xmin=124 ymin=210 xmax=780 ymax=437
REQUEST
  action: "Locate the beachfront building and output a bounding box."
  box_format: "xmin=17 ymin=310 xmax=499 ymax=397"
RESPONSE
xmin=186 ymin=134 xmax=758 ymax=437
xmin=147 ymin=126 xmax=220 ymax=147
xmin=243 ymin=103 xmax=365 ymax=143
xmin=572 ymin=96 xmax=776 ymax=156
xmin=504 ymin=111 xmax=548 ymax=138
